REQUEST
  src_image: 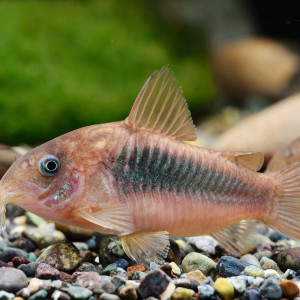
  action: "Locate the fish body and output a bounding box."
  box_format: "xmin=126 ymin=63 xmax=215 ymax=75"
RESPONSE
xmin=1 ymin=66 xmax=300 ymax=265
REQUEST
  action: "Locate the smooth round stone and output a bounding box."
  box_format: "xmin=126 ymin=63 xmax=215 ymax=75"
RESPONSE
xmin=0 ymin=290 xmax=15 ymax=300
xmin=243 ymin=265 xmax=265 ymax=278
xmin=74 ymin=242 xmax=89 ymax=252
xmin=99 ymin=293 xmax=120 ymax=300
xmin=138 ymin=269 xmax=175 ymax=299
xmin=75 ymin=272 xmax=102 ymax=290
xmin=240 ymin=254 xmax=261 ymax=268
xmin=11 ymin=237 xmax=36 ymax=253
xmin=119 ymin=285 xmax=138 ymax=300
xmin=253 ymin=277 xmax=264 ymax=287
xmin=243 ymin=289 xmax=262 ymax=300
xmin=26 ymin=278 xmax=47 ymax=294
xmin=214 ymin=278 xmax=234 ymax=300
xmin=185 ymin=270 xmax=206 ymax=284
xmin=66 ymin=285 xmax=93 ymax=299
xmin=28 ymin=289 xmax=48 ymax=300
xmin=186 ymin=236 xmax=218 ymax=255
xmin=264 ymin=269 xmax=280 ymax=278
xmin=27 ymin=252 xmax=37 ymax=262
xmin=0 ymin=247 xmax=27 ymax=262
xmin=216 ymin=256 xmax=250 ymax=277
xmin=268 ymin=229 xmax=290 ymax=242
xmin=24 ymin=224 xmax=65 ymax=248
xmin=254 ymin=250 xmax=272 ymax=261
xmin=169 ymin=262 xmax=181 ymax=277
xmin=260 ymin=257 xmax=279 ymax=271
xmin=171 ymin=287 xmax=194 ymax=300
xmin=0 ymin=267 xmax=28 ymax=293
xmin=277 ymin=247 xmax=300 ymax=271
xmin=279 ymin=280 xmax=299 ymax=298
xmin=198 ymin=284 xmax=214 ymax=299
xmin=259 ymin=278 xmax=282 ymax=299
xmin=17 ymin=262 xmax=40 ymax=277
xmin=51 ymin=290 xmax=71 ymax=300
xmin=182 ymin=252 xmax=216 ymax=277
xmin=36 ymin=241 xmax=81 ymax=272
xmin=226 ymin=276 xmax=246 ymax=294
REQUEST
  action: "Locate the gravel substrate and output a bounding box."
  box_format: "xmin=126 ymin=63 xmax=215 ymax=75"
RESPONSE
xmin=1 ymin=207 xmax=300 ymax=300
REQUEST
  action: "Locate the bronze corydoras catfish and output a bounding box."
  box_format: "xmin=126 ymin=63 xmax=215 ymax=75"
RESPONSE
xmin=1 ymin=66 xmax=300 ymax=266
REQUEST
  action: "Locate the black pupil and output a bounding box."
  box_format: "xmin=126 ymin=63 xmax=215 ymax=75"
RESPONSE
xmin=45 ymin=160 xmax=57 ymax=172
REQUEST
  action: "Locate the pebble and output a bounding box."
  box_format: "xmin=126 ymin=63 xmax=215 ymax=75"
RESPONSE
xmin=243 ymin=265 xmax=265 ymax=278
xmin=167 ymin=239 xmax=182 ymax=265
xmin=182 ymin=252 xmax=216 ymax=277
xmin=277 ymin=247 xmax=300 ymax=271
xmin=138 ymin=269 xmax=175 ymax=299
xmin=0 ymin=291 xmax=15 ymax=300
xmin=185 ymin=270 xmax=206 ymax=284
xmin=74 ymin=243 xmax=89 ymax=252
xmin=17 ymin=262 xmax=40 ymax=277
xmin=252 ymin=277 xmax=264 ymax=287
xmin=0 ymin=267 xmax=28 ymax=293
xmin=240 ymin=254 xmax=261 ymax=267
xmin=264 ymin=269 xmax=280 ymax=278
xmin=111 ymin=276 xmax=126 ymax=289
xmin=243 ymin=289 xmax=262 ymax=300
xmin=66 ymin=285 xmax=93 ymax=299
xmin=259 ymin=278 xmax=282 ymax=299
xmin=28 ymin=289 xmax=48 ymax=300
xmin=260 ymin=257 xmax=279 ymax=271
xmin=75 ymin=272 xmax=102 ymax=290
xmin=186 ymin=236 xmax=218 ymax=255
xmin=126 ymin=265 xmax=146 ymax=276
xmin=98 ymin=236 xmax=128 ymax=267
xmin=25 ymin=212 xmax=47 ymax=227
xmin=0 ymin=247 xmax=27 ymax=262
xmin=175 ymin=240 xmax=186 ymax=250
xmin=216 ymin=256 xmax=250 ymax=277
xmin=169 ymin=262 xmax=181 ymax=277
xmin=12 ymin=256 xmax=31 ymax=268
xmin=254 ymin=250 xmax=272 ymax=261
xmin=171 ymin=287 xmax=194 ymax=300
xmin=101 ymin=263 xmax=118 ymax=275
xmin=99 ymin=293 xmax=120 ymax=300
xmin=26 ymin=278 xmax=47 ymax=294
xmin=36 ymin=241 xmax=81 ymax=271
xmin=132 ymin=271 xmax=146 ymax=281
xmin=35 ymin=262 xmax=60 ymax=280
xmin=214 ymin=278 xmax=234 ymax=300
xmin=51 ymin=290 xmax=71 ymax=300
xmin=198 ymin=284 xmax=215 ymax=299
xmin=11 ymin=237 xmax=36 ymax=252
xmin=75 ymin=262 xmax=102 ymax=273
xmin=268 ymin=230 xmax=290 ymax=242
xmin=27 ymin=252 xmax=37 ymax=262
xmin=119 ymin=285 xmax=138 ymax=300
xmin=279 ymin=280 xmax=300 ymax=298
xmin=226 ymin=276 xmax=246 ymax=294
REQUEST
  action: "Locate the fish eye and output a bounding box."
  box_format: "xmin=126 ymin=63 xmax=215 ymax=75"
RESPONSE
xmin=39 ymin=156 xmax=61 ymax=176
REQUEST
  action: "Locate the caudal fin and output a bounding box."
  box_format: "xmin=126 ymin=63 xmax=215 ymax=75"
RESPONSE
xmin=268 ymin=163 xmax=300 ymax=239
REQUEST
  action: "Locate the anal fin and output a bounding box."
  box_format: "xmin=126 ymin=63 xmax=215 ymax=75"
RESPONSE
xmin=121 ymin=231 xmax=170 ymax=266
xmin=211 ymin=221 xmax=257 ymax=256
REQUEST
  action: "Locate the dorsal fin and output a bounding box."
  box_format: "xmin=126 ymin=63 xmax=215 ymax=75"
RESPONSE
xmin=221 ymin=151 xmax=264 ymax=171
xmin=125 ymin=66 xmax=197 ymax=141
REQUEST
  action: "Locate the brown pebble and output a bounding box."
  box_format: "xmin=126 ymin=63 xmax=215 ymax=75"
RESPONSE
xmin=13 ymin=297 xmax=25 ymax=300
xmin=186 ymin=270 xmax=206 ymax=284
xmin=126 ymin=265 xmax=146 ymax=275
xmin=12 ymin=256 xmax=31 ymax=268
xmin=279 ymin=280 xmax=299 ymax=298
xmin=80 ymin=250 xmax=96 ymax=263
xmin=59 ymin=271 xmax=73 ymax=283
xmin=119 ymin=285 xmax=138 ymax=300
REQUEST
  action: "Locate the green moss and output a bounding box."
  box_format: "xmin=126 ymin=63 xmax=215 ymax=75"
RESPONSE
xmin=0 ymin=0 xmax=215 ymax=144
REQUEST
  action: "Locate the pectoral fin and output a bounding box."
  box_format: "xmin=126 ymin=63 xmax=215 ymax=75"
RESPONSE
xmin=77 ymin=203 xmax=134 ymax=235
xmin=211 ymin=221 xmax=257 ymax=255
xmin=121 ymin=231 xmax=170 ymax=266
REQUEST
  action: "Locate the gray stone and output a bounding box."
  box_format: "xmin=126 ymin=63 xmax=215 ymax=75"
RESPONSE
xmin=243 ymin=289 xmax=262 ymax=300
xmin=216 ymin=256 xmax=250 ymax=277
xmin=99 ymin=293 xmax=120 ymax=300
xmin=240 ymin=254 xmax=261 ymax=267
xmin=186 ymin=236 xmax=218 ymax=255
xmin=259 ymin=278 xmax=282 ymax=299
xmin=197 ymin=285 xmax=214 ymax=299
xmin=28 ymin=289 xmax=48 ymax=300
xmin=66 ymin=285 xmax=93 ymax=299
xmin=17 ymin=262 xmax=40 ymax=277
xmin=182 ymin=252 xmax=216 ymax=277
xmin=0 ymin=247 xmax=27 ymax=262
xmin=0 ymin=267 xmax=28 ymax=293
xmin=75 ymin=262 xmax=102 ymax=273
xmin=111 ymin=276 xmax=126 ymax=289
xmin=51 ymin=290 xmax=71 ymax=300
xmin=0 ymin=291 xmax=15 ymax=300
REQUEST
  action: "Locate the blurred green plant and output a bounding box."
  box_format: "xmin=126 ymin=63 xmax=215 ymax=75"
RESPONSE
xmin=0 ymin=0 xmax=215 ymax=144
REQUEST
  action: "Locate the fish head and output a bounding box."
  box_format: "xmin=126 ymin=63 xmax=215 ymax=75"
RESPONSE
xmin=0 ymin=123 xmax=118 ymax=229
